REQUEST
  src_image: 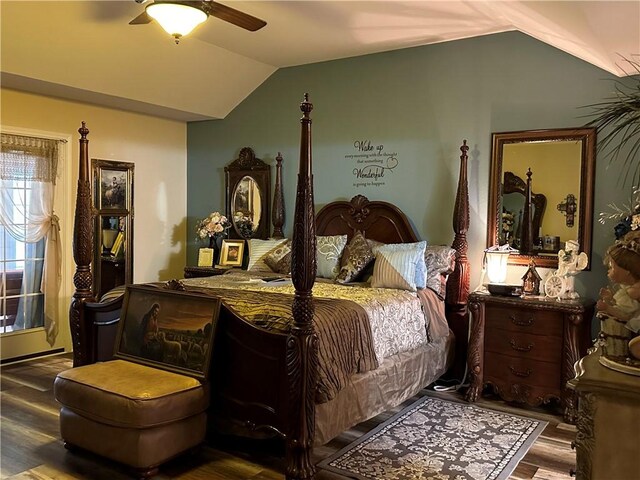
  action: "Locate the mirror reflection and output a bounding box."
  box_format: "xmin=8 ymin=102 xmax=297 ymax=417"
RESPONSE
xmin=232 ymin=175 xmax=261 ymax=238
xmin=488 ymin=128 xmax=596 ymax=269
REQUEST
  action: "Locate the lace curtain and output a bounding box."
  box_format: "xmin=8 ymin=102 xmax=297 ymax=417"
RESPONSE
xmin=0 ymin=133 xmax=65 ymax=345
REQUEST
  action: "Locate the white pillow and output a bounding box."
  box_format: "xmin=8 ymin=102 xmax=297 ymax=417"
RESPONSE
xmin=247 ymin=238 xmax=289 ymax=271
xmin=316 ymin=235 xmax=348 ymax=279
xmin=371 ymin=242 xmax=426 ymax=291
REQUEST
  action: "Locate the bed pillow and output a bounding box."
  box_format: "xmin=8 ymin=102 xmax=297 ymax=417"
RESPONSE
xmin=424 ymin=245 xmax=456 ymax=299
xmin=247 ymin=238 xmax=289 ymax=271
xmin=371 ymin=242 xmax=426 ymax=291
xmin=316 ymin=234 xmax=348 ymax=279
xmin=336 ymin=232 xmax=375 ymax=283
xmin=264 ymin=240 xmax=292 ymax=274
xmin=374 ymin=241 xmax=427 ymax=289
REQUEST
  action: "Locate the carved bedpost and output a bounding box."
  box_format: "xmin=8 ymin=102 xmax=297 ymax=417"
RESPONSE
xmin=286 ymin=94 xmax=318 ymax=480
xmin=447 ymin=140 xmax=470 ymax=310
xmin=446 ymin=140 xmax=471 ymax=378
xmin=70 ymin=122 xmax=95 ymax=367
xmin=272 ymin=152 xmax=285 ymax=239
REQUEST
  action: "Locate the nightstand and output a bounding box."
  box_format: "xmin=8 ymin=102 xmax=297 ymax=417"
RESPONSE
xmin=183 ymin=266 xmax=232 ymax=278
xmin=465 ymin=291 xmax=594 ymax=423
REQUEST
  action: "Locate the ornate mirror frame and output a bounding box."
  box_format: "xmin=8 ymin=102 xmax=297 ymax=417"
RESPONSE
xmin=91 ymin=158 xmax=134 ymax=298
xmin=487 ymin=128 xmax=596 ymax=269
xmin=225 ymin=147 xmax=271 ymax=240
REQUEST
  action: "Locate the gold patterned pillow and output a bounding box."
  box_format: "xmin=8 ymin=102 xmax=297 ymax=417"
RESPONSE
xmin=336 ymin=232 xmax=375 ymax=283
xmin=264 ymin=240 xmax=292 ymax=274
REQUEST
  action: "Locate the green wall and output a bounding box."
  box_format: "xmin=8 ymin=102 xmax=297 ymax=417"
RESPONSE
xmin=187 ymin=31 xmax=637 ymax=317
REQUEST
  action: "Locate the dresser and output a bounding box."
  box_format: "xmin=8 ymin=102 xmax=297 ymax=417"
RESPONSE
xmin=567 ymin=348 xmax=640 ymax=480
xmin=465 ymin=292 xmax=594 ymax=422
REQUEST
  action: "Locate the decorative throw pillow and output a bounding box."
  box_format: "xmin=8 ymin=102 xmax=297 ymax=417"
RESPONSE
xmin=375 ymin=241 xmax=427 ymax=289
xmin=316 ymin=234 xmax=348 ymax=279
xmin=371 ymin=243 xmax=426 ymax=291
xmin=424 ymin=245 xmax=456 ymax=299
xmin=264 ymin=240 xmax=292 ymax=274
xmin=336 ymin=232 xmax=375 ymax=283
xmin=247 ymin=238 xmax=289 ymax=271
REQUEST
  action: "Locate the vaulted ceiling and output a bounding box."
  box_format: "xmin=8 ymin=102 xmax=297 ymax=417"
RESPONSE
xmin=2 ymin=1 xmax=638 ymax=121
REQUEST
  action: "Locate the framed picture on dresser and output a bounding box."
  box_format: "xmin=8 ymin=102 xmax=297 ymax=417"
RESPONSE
xmin=219 ymin=239 xmax=244 ymax=267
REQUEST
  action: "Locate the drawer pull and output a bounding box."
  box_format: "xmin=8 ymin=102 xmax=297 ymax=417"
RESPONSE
xmin=509 ymin=366 xmax=532 ymax=378
xmin=509 ymin=339 xmax=533 ymax=352
xmin=509 ymin=314 xmax=533 ymax=327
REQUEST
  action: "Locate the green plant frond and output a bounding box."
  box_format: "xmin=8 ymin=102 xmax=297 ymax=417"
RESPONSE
xmin=581 ymin=58 xmax=640 ymax=187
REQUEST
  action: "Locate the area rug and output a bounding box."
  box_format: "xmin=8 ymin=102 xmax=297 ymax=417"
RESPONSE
xmin=317 ymin=394 xmax=547 ymax=480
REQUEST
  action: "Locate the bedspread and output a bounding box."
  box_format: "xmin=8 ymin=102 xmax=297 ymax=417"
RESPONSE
xmin=177 ymin=279 xmax=378 ymax=403
xmin=182 ymin=272 xmax=430 ymax=363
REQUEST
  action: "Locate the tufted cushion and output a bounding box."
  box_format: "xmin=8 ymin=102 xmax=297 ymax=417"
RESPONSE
xmin=371 ymin=241 xmax=427 ymax=291
xmin=336 ymin=232 xmax=375 ymax=283
xmin=317 ymin=234 xmax=348 ymax=279
xmin=247 ymin=238 xmax=289 ymax=271
xmin=264 ymin=240 xmax=292 ymax=274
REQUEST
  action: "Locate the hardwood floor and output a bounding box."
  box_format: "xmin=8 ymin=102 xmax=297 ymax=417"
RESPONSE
xmin=0 ymin=353 xmax=576 ymax=479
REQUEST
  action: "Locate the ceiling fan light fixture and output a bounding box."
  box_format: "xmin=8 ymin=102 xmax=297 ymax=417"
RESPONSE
xmin=146 ymin=2 xmax=208 ymax=43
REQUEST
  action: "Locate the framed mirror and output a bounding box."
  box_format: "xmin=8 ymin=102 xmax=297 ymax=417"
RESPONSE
xmin=225 ymin=147 xmax=271 ymax=240
xmin=487 ymin=128 xmax=596 ymax=269
xmin=91 ymin=159 xmax=134 ymax=297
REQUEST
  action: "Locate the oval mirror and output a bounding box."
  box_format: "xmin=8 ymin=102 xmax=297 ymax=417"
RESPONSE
xmin=232 ymin=175 xmax=262 ymax=238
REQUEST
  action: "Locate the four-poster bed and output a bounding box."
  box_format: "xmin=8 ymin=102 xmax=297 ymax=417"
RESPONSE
xmin=69 ymin=95 xmax=470 ymax=480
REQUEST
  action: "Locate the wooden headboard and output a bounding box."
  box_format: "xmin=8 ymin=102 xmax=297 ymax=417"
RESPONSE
xmin=315 ymin=195 xmax=419 ymax=244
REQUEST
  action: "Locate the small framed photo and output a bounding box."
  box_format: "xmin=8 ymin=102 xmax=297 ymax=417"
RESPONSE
xmin=219 ymin=239 xmax=244 ymax=267
xmin=114 ymin=285 xmax=221 ymax=380
xmin=198 ymin=248 xmax=214 ymax=267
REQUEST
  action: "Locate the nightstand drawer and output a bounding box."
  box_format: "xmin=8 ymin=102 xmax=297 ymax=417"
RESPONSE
xmin=486 ymin=305 xmax=563 ymax=337
xmin=484 ymin=351 xmax=561 ymax=389
xmin=485 ymin=329 xmax=562 ymax=363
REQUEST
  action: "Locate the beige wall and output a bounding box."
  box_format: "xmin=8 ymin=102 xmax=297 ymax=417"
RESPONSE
xmin=1 ymin=88 xmax=187 ymax=358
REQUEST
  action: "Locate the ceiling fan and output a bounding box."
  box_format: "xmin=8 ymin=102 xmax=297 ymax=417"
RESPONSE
xmin=130 ymin=0 xmax=267 ymax=43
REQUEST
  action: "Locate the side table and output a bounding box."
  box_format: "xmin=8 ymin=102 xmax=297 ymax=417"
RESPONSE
xmin=465 ymin=291 xmax=594 ymax=423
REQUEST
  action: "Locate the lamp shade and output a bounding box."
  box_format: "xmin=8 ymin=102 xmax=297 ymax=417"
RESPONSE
xmin=485 ymin=249 xmax=510 ymax=284
xmin=146 ymin=2 xmax=207 ymax=42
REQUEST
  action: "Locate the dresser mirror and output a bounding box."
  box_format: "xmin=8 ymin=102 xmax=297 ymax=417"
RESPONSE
xmin=225 ymin=147 xmax=271 ymax=240
xmin=487 ymin=128 xmax=596 ymax=269
xmin=91 ymin=159 xmax=134 ymax=298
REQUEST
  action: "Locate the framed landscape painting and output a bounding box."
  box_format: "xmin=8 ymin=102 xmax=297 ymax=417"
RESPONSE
xmin=114 ymin=285 xmax=220 ymax=380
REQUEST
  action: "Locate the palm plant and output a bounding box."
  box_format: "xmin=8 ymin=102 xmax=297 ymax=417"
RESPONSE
xmin=583 ymin=58 xmax=640 ymax=187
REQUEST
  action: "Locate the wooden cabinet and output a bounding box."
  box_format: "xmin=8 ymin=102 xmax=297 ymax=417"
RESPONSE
xmin=183 ymin=266 xmax=231 ymax=278
xmin=466 ymin=292 xmax=594 ymax=422
xmin=567 ymin=349 xmax=640 ymax=479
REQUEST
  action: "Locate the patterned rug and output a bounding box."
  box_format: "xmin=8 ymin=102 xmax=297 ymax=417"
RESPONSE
xmin=317 ymin=394 xmax=547 ymax=480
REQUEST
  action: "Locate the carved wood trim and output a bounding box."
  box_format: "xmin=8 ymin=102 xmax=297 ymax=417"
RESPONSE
xmin=447 ymin=140 xmax=470 ymax=310
xmin=286 ymin=94 xmax=318 ymax=480
xmin=574 ymin=392 xmax=595 ymax=479
xmin=70 ymin=122 xmax=95 ymax=367
xmin=465 ymin=298 xmax=484 ymax=402
xmin=272 ymin=152 xmax=285 ymax=239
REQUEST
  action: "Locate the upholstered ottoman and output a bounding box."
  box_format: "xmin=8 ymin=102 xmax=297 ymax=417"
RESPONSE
xmin=54 ymin=360 xmax=209 ymax=478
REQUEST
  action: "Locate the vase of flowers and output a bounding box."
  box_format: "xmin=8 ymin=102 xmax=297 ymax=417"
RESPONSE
xmin=196 ymin=211 xmax=231 ymax=264
xmin=600 ymin=187 xmax=640 ymax=239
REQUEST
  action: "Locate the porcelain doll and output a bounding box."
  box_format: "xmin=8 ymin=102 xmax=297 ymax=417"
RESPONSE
xmin=597 ymin=232 xmax=640 ymax=359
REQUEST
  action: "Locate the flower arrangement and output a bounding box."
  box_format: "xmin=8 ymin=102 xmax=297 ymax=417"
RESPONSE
xmin=599 ymin=187 xmax=640 ymax=239
xmin=196 ymin=211 xmax=231 ymax=242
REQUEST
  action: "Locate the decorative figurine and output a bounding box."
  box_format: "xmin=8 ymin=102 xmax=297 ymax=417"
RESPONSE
xmin=544 ymin=240 xmax=588 ymax=299
xmin=596 ymin=231 xmax=640 ymax=363
xmin=521 ymin=260 xmax=542 ymax=296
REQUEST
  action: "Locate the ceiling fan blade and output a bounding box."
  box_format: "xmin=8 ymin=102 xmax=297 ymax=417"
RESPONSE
xmin=203 ymin=1 xmax=267 ymax=32
xmin=129 ymin=10 xmax=152 ymax=25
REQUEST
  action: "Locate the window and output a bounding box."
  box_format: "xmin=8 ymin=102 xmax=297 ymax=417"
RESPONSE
xmin=0 ymin=133 xmax=64 ymax=339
